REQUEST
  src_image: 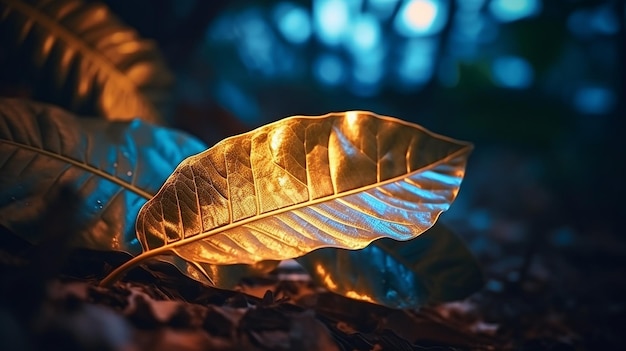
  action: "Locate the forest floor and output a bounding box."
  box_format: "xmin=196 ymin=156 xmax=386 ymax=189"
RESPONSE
xmin=1 ymin=148 xmax=624 ymax=351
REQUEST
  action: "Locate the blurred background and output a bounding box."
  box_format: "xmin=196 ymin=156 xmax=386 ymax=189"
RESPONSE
xmin=4 ymin=0 xmax=624 ymax=346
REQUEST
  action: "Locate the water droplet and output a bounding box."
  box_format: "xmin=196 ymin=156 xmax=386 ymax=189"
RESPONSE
xmin=126 ymin=171 xmax=133 ymax=177
xmin=113 ymin=162 xmax=118 ymax=168
xmin=96 ymin=200 xmax=102 ymax=204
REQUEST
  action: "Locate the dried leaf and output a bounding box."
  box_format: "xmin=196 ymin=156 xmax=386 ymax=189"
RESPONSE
xmin=108 ymin=111 xmax=472 ymax=286
xmin=296 ymin=223 xmax=484 ymax=309
xmin=0 ymin=0 xmax=173 ymax=123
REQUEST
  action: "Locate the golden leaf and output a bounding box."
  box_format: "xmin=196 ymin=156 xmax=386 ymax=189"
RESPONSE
xmin=101 ymin=111 xmax=472 ymax=286
xmin=0 ymin=0 xmax=173 ymax=123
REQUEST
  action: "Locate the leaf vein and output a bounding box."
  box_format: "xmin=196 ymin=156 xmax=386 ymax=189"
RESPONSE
xmin=0 ymin=139 xmax=152 ymax=199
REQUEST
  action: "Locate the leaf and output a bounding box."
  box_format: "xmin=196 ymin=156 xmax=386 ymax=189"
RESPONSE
xmin=108 ymin=111 xmax=472 ymax=284
xmin=0 ymin=98 xmax=202 ymax=252
xmin=0 ymin=0 xmax=173 ymax=123
xmin=296 ymin=223 xmax=483 ymax=309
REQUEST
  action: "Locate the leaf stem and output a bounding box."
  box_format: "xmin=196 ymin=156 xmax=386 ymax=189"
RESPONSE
xmin=99 ymin=249 xmax=170 ymax=287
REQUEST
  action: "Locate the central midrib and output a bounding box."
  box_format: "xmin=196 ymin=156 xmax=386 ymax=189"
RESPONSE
xmin=0 ymin=139 xmax=153 ymax=199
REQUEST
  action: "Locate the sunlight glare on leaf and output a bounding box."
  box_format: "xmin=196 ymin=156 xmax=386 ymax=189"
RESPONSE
xmin=394 ymin=0 xmax=448 ymax=37
xmin=345 ymin=111 xmax=358 ymax=126
xmin=489 ymin=0 xmax=541 ymax=23
xmin=346 ymin=290 xmax=375 ymax=303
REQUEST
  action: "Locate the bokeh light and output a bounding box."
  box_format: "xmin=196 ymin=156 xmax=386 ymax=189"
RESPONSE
xmin=394 ymin=0 xmax=448 ymax=37
xmin=314 ymin=0 xmax=351 ymax=46
xmin=396 ymin=38 xmax=437 ymax=88
xmin=489 ymin=0 xmax=541 ymax=22
xmin=200 ymin=0 xmax=621 ymax=131
xmin=491 ymin=56 xmax=534 ymax=89
xmin=573 ymin=85 xmax=616 ymax=115
xmin=314 ymin=53 xmax=345 ymax=86
xmin=274 ymin=2 xmax=312 ymax=44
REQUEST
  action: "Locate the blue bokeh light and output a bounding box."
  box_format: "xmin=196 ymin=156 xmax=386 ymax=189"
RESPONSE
xmin=573 ymin=86 xmax=615 ymax=115
xmin=491 ymin=56 xmax=534 ymax=89
xmin=353 ymin=63 xmax=383 ymax=85
xmin=568 ymin=5 xmax=619 ymax=38
xmin=314 ymin=53 xmax=345 ymax=86
xmin=314 ymin=0 xmax=351 ymax=46
xmin=350 ymin=40 xmax=385 ymax=94
xmin=351 ymin=57 xmax=384 ymax=96
xmin=396 ymin=38 xmax=437 ymax=87
xmin=346 ymin=14 xmax=381 ymax=52
xmin=394 ymin=0 xmax=448 ymax=37
xmin=453 ymin=11 xmax=497 ymax=45
xmin=274 ymin=2 xmax=312 ymax=44
xmin=235 ymin=8 xmax=279 ymax=75
xmin=489 ymin=0 xmax=541 ymax=23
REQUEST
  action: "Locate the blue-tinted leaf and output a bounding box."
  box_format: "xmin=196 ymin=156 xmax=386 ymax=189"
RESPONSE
xmin=0 ymin=98 xmax=204 ymax=253
xmin=297 ymin=223 xmax=483 ymax=309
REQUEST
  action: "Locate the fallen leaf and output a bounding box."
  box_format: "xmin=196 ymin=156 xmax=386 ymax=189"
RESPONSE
xmin=103 ymin=111 xmax=472 ymax=292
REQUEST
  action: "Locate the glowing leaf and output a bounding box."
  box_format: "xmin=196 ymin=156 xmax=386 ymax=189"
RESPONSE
xmin=102 ymin=111 xmax=473 ymax=287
